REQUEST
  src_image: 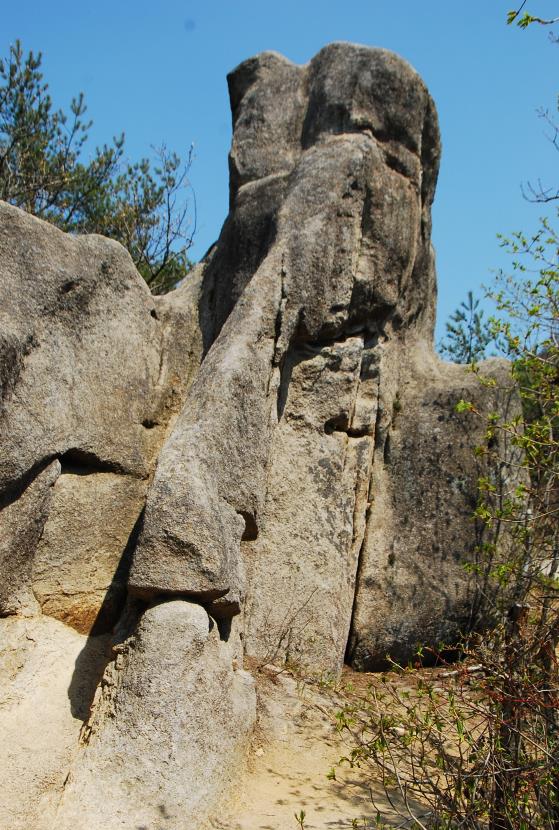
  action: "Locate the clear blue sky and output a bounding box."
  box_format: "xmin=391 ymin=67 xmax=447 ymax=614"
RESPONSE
xmin=3 ymin=1 xmax=557 ymax=341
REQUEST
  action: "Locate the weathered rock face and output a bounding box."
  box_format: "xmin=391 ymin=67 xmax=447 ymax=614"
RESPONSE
xmin=0 ymin=616 xmax=109 ymax=830
xmin=346 ymin=351 xmax=514 ymax=670
xmin=0 ymin=201 xmax=204 ymax=627
xmin=54 ymin=600 xmax=255 ymax=830
xmin=0 ymin=42 xmax=515 ymax=829
xmin=32 ymin=470 xmax=146 ymax=634
xmin=130 ymin=42 xmax=501 ymax=675
xmin=129 ymin=44 xmax=440 ymax=632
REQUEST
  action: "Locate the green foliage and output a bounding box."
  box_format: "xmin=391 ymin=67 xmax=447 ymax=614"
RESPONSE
xmin=507 ymin=3 xmax=559 ymax=29
xmin=438 ymin=291 xmax=493 ymax=364
xmin=482 ymin=217 xmax=558 ymax=599
xmin=0 ymin=40 xmax=194 ymax=293
xmin=335 ymin=617 xmax=559 ymax=828
xmin=294 ymin=809 xmax=307 ymax=829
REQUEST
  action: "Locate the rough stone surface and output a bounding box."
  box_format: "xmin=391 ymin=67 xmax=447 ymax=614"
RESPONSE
xmin=0 ymin=202 xmax=158 ymax=487
xmin=0 ymin=460 xmax=60 ymax=616
xmin=32 ymin=470 xmax=146 ymax=634
xmin=128 ymin=43 xmax=514 ymax=678
xmin=0 ymin=202 xmax=204 ymax=625
xmin=0 ymin=201 xmax=212 ymax=826
xmin=54 ymin=600 xmax=256 ymax=830
xmin=129 ymin=43 xmax=441 ymax=645
xmin=130 ymin=269 xmax=280 ymax=611
xmin=347 ymin=350 xmax=516 ymax=670
xmin=243 ymin=335 xmax=375 ymax=672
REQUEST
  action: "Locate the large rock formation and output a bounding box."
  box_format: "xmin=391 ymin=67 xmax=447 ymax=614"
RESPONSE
xmin=0 ymin=43 xmax=512 ymax=829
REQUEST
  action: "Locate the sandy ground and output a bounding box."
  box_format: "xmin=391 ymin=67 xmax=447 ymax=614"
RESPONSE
xmin=212 ymin=665 xmax=393 ymax=830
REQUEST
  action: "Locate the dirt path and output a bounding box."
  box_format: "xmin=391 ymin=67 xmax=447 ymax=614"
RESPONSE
xmin=212 ymin=667 xmax=392 ymax=830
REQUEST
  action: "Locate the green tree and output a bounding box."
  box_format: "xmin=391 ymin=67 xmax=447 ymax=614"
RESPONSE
xmin=438 ymin=290 xmax=493 ymax=363
xmin=0 ymin=40 xmax=193 ymax=294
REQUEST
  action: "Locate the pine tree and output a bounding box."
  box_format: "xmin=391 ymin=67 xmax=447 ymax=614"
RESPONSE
xmin=438 ymin=290 xmax=493 ymax=363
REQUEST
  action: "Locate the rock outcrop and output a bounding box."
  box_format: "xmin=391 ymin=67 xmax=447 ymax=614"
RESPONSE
xmin=0 ymin=42 xmax=514 ymax=829
xmin=0 ymin=202 xmax=203 ymax=626
xmin=55 ymin=600 xmax=255 ymax=830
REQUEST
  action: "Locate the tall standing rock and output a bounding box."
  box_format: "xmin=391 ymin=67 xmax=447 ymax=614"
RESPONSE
xmin=130 ymin=43 xmax=502 ymax=674
xmin=129 ymin=45 xmax=441 ymax=624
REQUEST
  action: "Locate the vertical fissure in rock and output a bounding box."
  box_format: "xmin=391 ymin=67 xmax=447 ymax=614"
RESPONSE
xmin=268 ymin=261 xmax=288 ymax=413
xmin=343 ymin=360 xmax=385 ymax=664
xmin=343 ymin=453 xmax=375 ymax=666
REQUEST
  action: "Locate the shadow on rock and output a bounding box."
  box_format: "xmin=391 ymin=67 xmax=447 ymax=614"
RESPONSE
xmin=67 ymin=509 xmax=144 ymax=720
